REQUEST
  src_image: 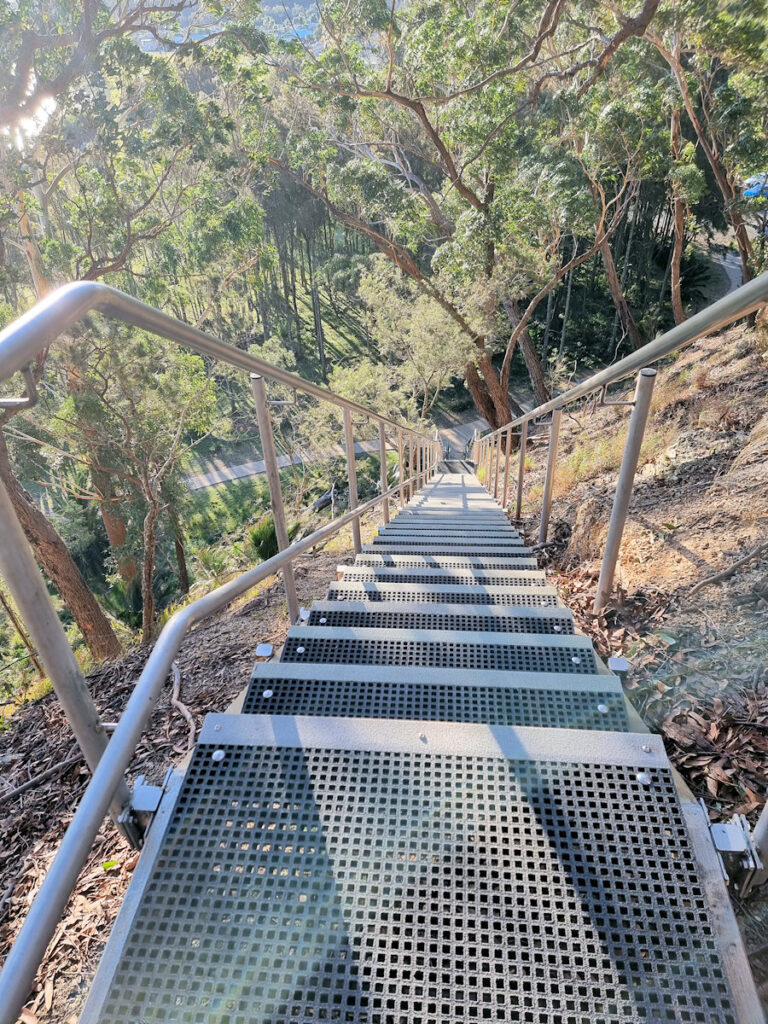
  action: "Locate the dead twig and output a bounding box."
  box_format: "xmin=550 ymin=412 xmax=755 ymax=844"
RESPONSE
xmin=0 ymin=754 xmax=82 ymax=808
xmin=688 ymin=541 xmax=768 ymax=598
xmin=170 ymin=661 xmax=196 ymax=751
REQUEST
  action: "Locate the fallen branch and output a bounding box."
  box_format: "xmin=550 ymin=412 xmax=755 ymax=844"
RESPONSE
xmin=688 ymin=542 xmax=768 ymax=598
xmin=0 ymin=755 xmax=82 ymax=808
xmin=170 ymin=661 xmax=196 ymax=751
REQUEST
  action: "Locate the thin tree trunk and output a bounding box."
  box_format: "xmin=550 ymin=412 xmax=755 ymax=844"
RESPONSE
xmin=669 ymin=106 xmax=686 ymax=325
xmin=541 ymin=290 xmax=555 ymax=365
xmin=174 ymin=531 xmax=190 ymax=594
xmin=140 ymin=498 xmax=160 ymax=645
xmin=0 ymin=587 xmax=45 ymax=677
xmin=600 ymin=237 xmax=644 ymax=351
xmin=558 ymin=265 xmax=575 ymax=360
xmin=0 ymin=433 xmax=121 ymax=659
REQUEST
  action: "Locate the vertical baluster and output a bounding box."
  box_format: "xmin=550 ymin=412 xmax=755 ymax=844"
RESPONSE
xmin=343 ymin=407 xmax=361 ymax=554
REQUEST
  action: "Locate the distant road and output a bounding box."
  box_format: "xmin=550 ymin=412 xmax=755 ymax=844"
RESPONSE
xmin=185 ymin=439 xmax=381 ymax=491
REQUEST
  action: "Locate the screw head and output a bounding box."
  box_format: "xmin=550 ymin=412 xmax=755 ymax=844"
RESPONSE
xmin=319 ymin=617 xmax=327 ymax=624
xmin=211 ymin=749 xmax=225 ymax=763
xmin=636 ymin=772 xmax=651 ymax=786
xmin=296 ymin=646 xmax=305 ymax=654
xmin=263 ymin=689 xmax=273 ymax=699
xmin=553 ymin=625 xmax=562 ymax=633
xmin=571 ymin=656 xmax=581 ymax=665
xmin=642 ymin=744 xmax=652 ymax=753
xmin=597 ymin=704 xmax=609 ymax=715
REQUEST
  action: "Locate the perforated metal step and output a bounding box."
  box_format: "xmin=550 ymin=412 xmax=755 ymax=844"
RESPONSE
xmin=243 ymin=663 xmax=627 ymax=729
xmin=355 ymin=553 xmax=538 ymax=570
xmin=339 ymin=566 xmax=547 ymax=586
xmin=83 ymin=716 xmax=744 ymax=1024
xmin=379 ymin=523 xmax=520 ymax=534
xmin=326 ymin=581 xmax=562 ymax=606
xmin=372 ymin=534 xmax=526 ymax=547
xmin=281 ymin=625 xmax=597 ymax=673
xmin=307 ymin=599 xmax=575 ymax=634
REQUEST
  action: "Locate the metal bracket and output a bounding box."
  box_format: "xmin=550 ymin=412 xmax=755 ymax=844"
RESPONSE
xmin=268 ymin=388 xmax=297 ymax=407
xmin=703 ymin=802 xmax=767 ymax=897
xmin=255 ymin=642 xmax=274 ymax=661
xmin=607 ymin=655 xmax=629 ymax=683
xmin=0 ymin=365 xmax=38 ymax=411
xmin=597 ymin=382 xmax=635 ymax=409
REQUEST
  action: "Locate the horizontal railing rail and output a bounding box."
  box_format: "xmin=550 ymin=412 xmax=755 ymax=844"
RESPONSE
xmin=0 ymin=282 xmax=442 ymax=1023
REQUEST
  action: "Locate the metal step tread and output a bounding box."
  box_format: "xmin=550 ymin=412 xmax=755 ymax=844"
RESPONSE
xmin=83 ymin=715 xmax=747 ymax=1024
xmin=326 ymin=581 xmax=562 ymax=606
xmin=244 ymin=663 xmax=626 ymax=729
xmin=355 ymin=553 xmax=538 ymax=570
xmin=307 ymin=599 xmax=575 ymax=634
xmin=281 ymin=625 xmax=598 ymax=673
xmin=339 ymin=566 xmax=548 ymax=585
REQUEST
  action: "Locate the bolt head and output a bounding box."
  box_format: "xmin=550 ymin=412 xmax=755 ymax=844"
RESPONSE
xmin=636 ymin=772 xmax=651 ymax=786
xmin=597 ymin=704 xmax=609 ymax=715
xmin=211 ymin=749 xmax=225 ymax=763
xmin=296 ymin=646 xmax=305 ymax=654
xmin=263 ymin=689 xmax=273 ymax=699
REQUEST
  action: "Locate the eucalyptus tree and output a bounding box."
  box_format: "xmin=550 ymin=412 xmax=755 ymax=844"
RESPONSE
xmin=253 ymin=0 xmax=662 ymax=428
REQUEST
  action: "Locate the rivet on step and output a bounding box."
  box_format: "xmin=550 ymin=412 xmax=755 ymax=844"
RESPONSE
xmin=262 ymin=690 xmax=273 ymax=699
xmin=553 ymin=625 xmax=562 ymax=633
xmin=597 ymin=704 xmax=609 ymax=715
xmin=296 ymin=646 xmax=305 ymax=654
xmin=214 ymin=724 xmax=222 ymax=732
xmin=319 ymin=617 xmax=327 ymax=624
xmin=211 ymin=749 xmax=225 ymax=763
xmin=571 ymin=656 xmax=581 ymax=665
xmin=636 ymin=772 xmax=651 ymax=786
xmin=642 ymin=744 xmax=652 ymax=753
xmin=419 ymin=732 xmax=427 ymax=743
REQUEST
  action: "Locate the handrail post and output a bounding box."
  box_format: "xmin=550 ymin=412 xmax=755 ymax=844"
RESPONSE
xmin=397 ymin=430 xmax=405 ymax=507
xmin=502 ymin=426 xmax=512 ymax=508
xmin=343 ymin=408 xmax=361 ymax=553
xmin=250 ymin=374 xmax=300 ymax=623
xmin=493 ymin=434 xmax=502 ymax=500
xmin=378 ymin=422 xmax=390 ymax=524
xmin=515 ymin=420 xmax=528 ymax=520
xmin=539 ymin=409 xmax=562 ymax=544
xmin=594 ymin=368 xmax=657 ymax=613
xmin=752 ymin=802 xmax=768 ymax=884
xmin=408 ymin=436 xmax=415 ymax=499
xmin=0 ymin=475 xmax=136 ymax=839
xmin=484 ymin=440 xmax=492 ymax=492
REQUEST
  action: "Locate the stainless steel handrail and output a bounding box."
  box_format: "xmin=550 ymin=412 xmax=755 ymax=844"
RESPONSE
xmin=0 ymin=280 xmax=433 ymax=440
xmin=0 ymin=474 xmax=428 ymax=1024
xmin=0 ymin=281 xmax=442 ymax=1023
xmin=481 ymin=270 xmax=768 ymax=438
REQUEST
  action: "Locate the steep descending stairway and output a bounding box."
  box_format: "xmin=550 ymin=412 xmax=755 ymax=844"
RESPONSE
xmin=80 ymin=472 xmax=760 ymax=1024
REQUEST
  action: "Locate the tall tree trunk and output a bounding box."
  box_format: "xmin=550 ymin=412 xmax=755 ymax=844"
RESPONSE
xmin=669 ymin=106 xmax=686 ymax=325
xmin=541 ymin=289 xmax=555 ymax=365
xmin=558 ymin=265 xmax=575 ymax=360
xmin=140 ymin=498 xmax=160 ymax=645
xmin=650 ymin=34 xmax=754 ymax=282
xmin=502 ymin=300 xmax=550 ymax=406
xmin=91 ymin=469 xmax=138 ymax=588
xmin=600 ymin=238 xmax=644 ymax=351
xmin=0 ymin=433 xmax=121 ymax=659
xmin=305 ymin=235 xmax=328 ymax=380
xmin=174 ymin=529 xmax=190 ymax=594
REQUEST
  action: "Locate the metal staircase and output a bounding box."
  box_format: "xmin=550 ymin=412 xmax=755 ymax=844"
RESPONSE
xmin=3 ymin=279 xmax=768 ymax=1022
xmin=75 ymin=470 xmax=761 ymax=1023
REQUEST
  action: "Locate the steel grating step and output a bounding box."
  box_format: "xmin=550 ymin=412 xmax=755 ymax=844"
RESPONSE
xmin=355 ymin=554 xmax=538 ymax=570
xmin=364 ymin=547 xmax=535 ymax=561
xmin=243 ymin=663 xmax=627 ymax=729
xmin=281 ymin=625 xmax=598 ymax=673
xmin=82 ymin=716 xmax=747 ymax=1024
xmin=326 ymin=581 xmax=562 ymax=606
xmin=306 ymin=599 xmax=575 ymax=634
xmin=379 ymin=523 xmax=519 ymax=533
xmin=339 ymin=566 xmax=548 ymax=585
xmin=371 ymin=535 xmax=526 ymax=548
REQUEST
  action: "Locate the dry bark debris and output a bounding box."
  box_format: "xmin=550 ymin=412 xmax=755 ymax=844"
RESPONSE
xmin=0 ymin=540 xmax=354 ymax=1024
